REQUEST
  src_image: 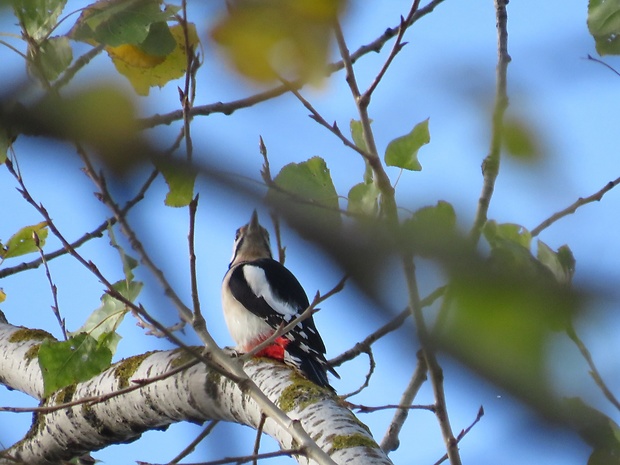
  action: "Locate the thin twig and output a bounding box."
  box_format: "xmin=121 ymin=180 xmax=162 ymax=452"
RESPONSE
xmin=253 ymin=414 xmax=267 ymax=465
xmin=470 ymin=0 xmax=511 ymax=243
xmin=531 ymin=176 xmax=620 ymax=237
xmin=566 ymin=323 xmax=620 ymax=412
xmin=333 ymin=20 xmax=397 ymax=219
xmin=361 ymin=0 xmax=421 ymax=106
xmin=167 ymin=421 xmax=219 ymax=465
xmin=52 ymin=45 xmax=104 ymax=91
xmin=78 ymin=148 xmax=194 ymax=325
xmin=33 ymin=231 xmax=67 ymax=340
xmin=352 ymin=402 xmax=435 ymax=414
xmin=380 ymin=351 xmax=428 ymax=452
xmin=403 ymin=257 xmax=461 ymax=465
xmin=339 ymin=348 xmax=375 ymax=399
xmin=241 ymin=276 xmax=347 ymax=360
xmin=258 ymin=137 xmax=287 ymax=264
xmin=432 ymin=406 xmax=484 ymax=465
xmin=330 ymin=286 xmax=445 ymax=367
xmin=142 ymin=448 xmax=305 ymax=465
xmin=188 ymin=195 xmax=203 ymax=320
xmin=279 ymin=78 xmax=373 ymax=161
xmin=586 ymin=54 xmax=620 ymax=78
xmin=0 ymin=168 xmax=159 ymax=280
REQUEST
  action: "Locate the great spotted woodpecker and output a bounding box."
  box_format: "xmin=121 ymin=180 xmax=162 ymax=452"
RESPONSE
xmin=221 ymin=211 xmax=339 ymax=389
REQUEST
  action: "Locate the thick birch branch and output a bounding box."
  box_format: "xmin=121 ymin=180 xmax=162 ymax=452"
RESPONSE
xmin=0 ymin=322 xmax=392 ymax=465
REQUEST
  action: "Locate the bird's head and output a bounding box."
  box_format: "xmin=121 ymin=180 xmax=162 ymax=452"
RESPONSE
xmin=229 ymin=210 xmax=272 ymax=267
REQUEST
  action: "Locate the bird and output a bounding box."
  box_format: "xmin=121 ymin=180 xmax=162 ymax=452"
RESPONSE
xmin=221 ymin=210 xmax=339 ymax=389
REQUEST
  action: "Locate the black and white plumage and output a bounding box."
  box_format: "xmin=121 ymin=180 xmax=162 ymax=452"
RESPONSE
xmin=221 ymin=211 xmax=339 ymax=389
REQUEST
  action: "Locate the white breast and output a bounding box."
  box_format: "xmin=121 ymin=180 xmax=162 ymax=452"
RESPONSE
xmin=221 ymin=270 xmax=273 ymax=351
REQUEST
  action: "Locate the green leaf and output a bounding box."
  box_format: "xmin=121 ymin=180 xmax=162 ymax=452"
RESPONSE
xmin=347 ymin=182 xmax=379 ymax=216
xmin=441 ymin=265 xmax=579 ymax=401
xmin=537 ymin=241 xmax=575 ymax=285
xmin=564 ymin=398 xmax=620 ymax=462
xmin=108 ymin=224 xmax=139 ymax=281
xmin=157 ymin=160 xmax=196 ymax=208
xmin=588 ymin=0 xmax=620 ymax=55
xmin=483 ymin=221 xmax=538 ymax=273
xmin=268 ymin=156 xmax=341 ymax=231
xmin=28 ymin=36 xmax=73 ymax=82
xmin=402 ymin=201 xmax=456 ymax=256
xmin=34 ymin=85 xmax=140 ymax=168
xmin=71 ymin=0 xmax=176 ymax=49
xmin=12 ymin=0 xmax=67 ymax=41
xmin=0 ymin=128 xmax=12 ymax=164
xmin=70 ymin=279 xmax=142 ymax=356
xmin=1 ymin=222 xmax=48 ymax=259
xmin=350 ymin=119 xmax=373 ymax=183
xmin=137 ymin=20 xmax=176 ymax=56
xmin=503 ymin=117 xmax=540 ymax=161
xmin=483 ymin=221 xmax=531 ymax=249
xmin=350 ymin=119 xmax=368 ymax=152
xmin=38 ymin=333 xmax=112 ymax=396
xmin=384 ymin=118 xmax=430 ymax=171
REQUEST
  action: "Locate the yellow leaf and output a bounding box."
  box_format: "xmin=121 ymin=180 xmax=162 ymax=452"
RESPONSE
xmin=0 ymin=288 xmax=6 ymax=303
xmin=110 ymin=23 xmax=199 ymax=96
xmin=107 ymin=44 xmax=166 ymax=68
xmin=211 ymin=0 xmax=345 ymax=84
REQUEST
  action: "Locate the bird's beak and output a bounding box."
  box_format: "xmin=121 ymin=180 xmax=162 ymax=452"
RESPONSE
xmin=248 ymin=210 xmax=260 ymax=231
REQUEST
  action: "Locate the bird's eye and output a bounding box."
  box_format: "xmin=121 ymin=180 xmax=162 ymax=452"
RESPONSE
xmin=234 ymin=229 xmax=242 ymax=240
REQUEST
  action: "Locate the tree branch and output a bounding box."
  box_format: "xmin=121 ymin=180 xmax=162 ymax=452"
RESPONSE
xmin=0 ymin=321 xmax=392 ymax=465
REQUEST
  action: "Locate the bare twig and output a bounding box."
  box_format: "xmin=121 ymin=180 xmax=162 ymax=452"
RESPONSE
xmin=142 ymin=448 xmax=306 ymax=465
xmin=361 ymin=0 xmax=421 ymax=106
xmin=586 ymin=54 xmax=620 ymax=78
xmin=353 ymin=402 xmax=435 ymax=414
xmin=566 ymin=323 xmax=620 ymax=412
xmin=78 ymin=148 xmax=194 ymax=325
xmin=470 ymin=0 xmax=511 ymax=243
xmin=531 ymin=176 xmax=620 ymax=237
xmin=33 ymin=231 xmax=67 ymax=340
xmin=258 ymin=137 xmax=287 ymax=265
xmin=432 ymin=406 xmax=484 ymax=465
xmin=167 ymin=421 xmax=219 ymax=465
xmin=241 ymin=276 xmax=347 ymax=360
xmin=403 ymin=257 xmax=461 ymax=465
xmin=188 ymin=195 xmax=203 ymax=321
xmin=381 ymin=351 xmax=428 ymax=452
xmin=0 ymin=168 xmax=159 ymax=280
xmin=340 ymin=348 xmax=375 ymax=399
xmin=52 ymin=45 xmax=104 ymax=91
xmin=253 ymin=414 xmax=267 ymax=465
xmin=330 ymin=286 xmax=445 ymax=367
xmin=279 ymin=78 xmax=373 ymax=161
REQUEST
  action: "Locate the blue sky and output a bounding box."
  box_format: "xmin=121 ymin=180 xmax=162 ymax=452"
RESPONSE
xmin=1 ymin=1 xmax=619 ymax=464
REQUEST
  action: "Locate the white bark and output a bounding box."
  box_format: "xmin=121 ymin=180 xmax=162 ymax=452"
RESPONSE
xmin=0 ymin=322 xmax=392 ymax=465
